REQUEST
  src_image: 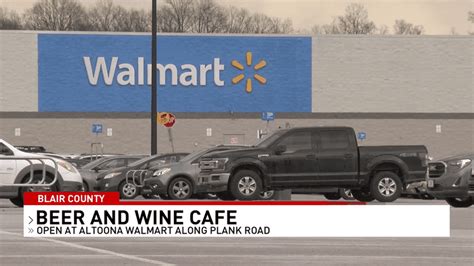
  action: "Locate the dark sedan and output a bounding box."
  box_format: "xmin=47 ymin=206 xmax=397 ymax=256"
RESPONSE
xmin=79 ymin=155 xmax=146 ymax=191
xmin=95 ymin=153 xmax=188 ymax=199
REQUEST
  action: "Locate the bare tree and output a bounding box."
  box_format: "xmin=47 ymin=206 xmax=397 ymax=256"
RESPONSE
xmin=249 ymin=13 xmax=273 ymax=33
xmin=268 ymin=17 xmax=293 ymax=34
xmin=337 ymin=3 xmax=376 ymax=34
xmin=157 ymin=5 xmax=176 ymax=32
xmin=165 ymin=0 xmax=194 ymax=32
xmin=225 ymin=6 xmax=253 ymax=33
xmin=450 ymin=27 xmax=458 ymax=35
xmin=312 ymin=4 xmax=376 ymax=35
xmin=468 ymin=11 xmax=473 ymax=35
xmin=393 ymin=19 xmax=424 ymax=35
xmin=87 ymin=0 xmax=150 ymax=32
xmin=0 ymin=7 xmax=22 ymax=29
xmin=192 ymin=0 xmax=226 ymax=33
xmin=377 ymin=24 xmax=389 ymax=35
xmin=87 ymin=0 xmax=120 ymax=31
xmin=8 ymin=0 xmax=295 ymax=34
xmin=126 ymin=9 xmax=151 ymax=32
xmin=312 ymin=19 xmax=340 ymax=34
xmin=23 ymin=0 xmax=87 ymax=31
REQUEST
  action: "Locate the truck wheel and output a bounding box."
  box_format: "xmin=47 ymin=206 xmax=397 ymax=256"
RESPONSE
xmin=445 ymin=197 xmax=473 ymax=208
xmin=351 ymin=189 xmax=374 ymax=202
xmin=324 ymin=193 xmax=341 ymax=200
xmin=167 ymin=177 xmax=193 ymax=200
xmin=370 ymin=171 xmax=403 ymax=202
xmin=216 ymin=191 xmax=235 ymax=201
xmin=339 ymin=189 xmax=355 ymax=200
xmin=118 ymin=181 xmax=139 ymax=199
xmin=229 ymin=170 xmax=262 ymax=200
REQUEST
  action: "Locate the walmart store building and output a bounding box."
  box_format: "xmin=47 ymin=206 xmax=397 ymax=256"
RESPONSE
xmin=0 ymin=31 xmax=472 ymax=158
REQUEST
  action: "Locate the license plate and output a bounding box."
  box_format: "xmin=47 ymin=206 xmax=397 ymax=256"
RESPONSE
xmin=427 ymin=180 xmax=434 ymax=188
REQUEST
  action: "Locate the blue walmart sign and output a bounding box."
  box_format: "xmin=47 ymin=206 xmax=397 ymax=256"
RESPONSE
xmin=38 ymin=34 xmax=311 ymax=112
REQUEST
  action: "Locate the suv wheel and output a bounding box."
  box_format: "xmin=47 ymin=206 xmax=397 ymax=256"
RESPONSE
xmin=230 ymin=170 xmax=262 ymax=200
xmin=167 ymin=177 xmax=193 ymax=200
xmin=12 ymin=174 xmax=58 ymax=207
xmin=351 ymin=189 xmax=374 ymax=202
xmin=119 ymin=181 xmax=139 ymax=199
xmin=9 ymin=197 xmax=23 ymax=207
xmin=445 ymin=197 xmax=473 ymax=208
xmin=370 ymin=171 xmax=403 ymax=202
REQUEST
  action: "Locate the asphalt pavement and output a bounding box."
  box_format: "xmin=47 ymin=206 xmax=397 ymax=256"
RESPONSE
xmin=0 ymin=195 xmax=473 ymax=266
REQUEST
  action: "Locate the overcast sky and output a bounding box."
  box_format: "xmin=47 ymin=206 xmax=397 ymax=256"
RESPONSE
xmin=1 ymin=0 xmax=472 ymax=34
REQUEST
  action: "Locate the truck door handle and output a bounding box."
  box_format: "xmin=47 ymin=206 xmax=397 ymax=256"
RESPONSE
xmin=344 ymin=154 xmax=353 ymax=159
xmin=306 ymin=154 xmax=316 ymax=160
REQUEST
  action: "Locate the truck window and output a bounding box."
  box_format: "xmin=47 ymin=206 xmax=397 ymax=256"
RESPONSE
xmin=275 ymin=131 xmax=312 ymax=153
xmin=319 ymin=130 xmax=349 ymax=150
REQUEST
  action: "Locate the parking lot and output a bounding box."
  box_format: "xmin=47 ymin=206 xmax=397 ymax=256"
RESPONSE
xmin=1 ymin=195 xmax=472 ymax=266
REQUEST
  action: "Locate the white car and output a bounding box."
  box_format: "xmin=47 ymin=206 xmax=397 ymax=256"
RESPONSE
xmin=0 ymin=139 xmax=83 ymax=207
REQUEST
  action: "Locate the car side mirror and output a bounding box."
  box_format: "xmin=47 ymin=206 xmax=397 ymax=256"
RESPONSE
xmin=274 ymin=145 xmax=286 ymax=155
xmin=93 ymin=167 xmax=100 ymax=172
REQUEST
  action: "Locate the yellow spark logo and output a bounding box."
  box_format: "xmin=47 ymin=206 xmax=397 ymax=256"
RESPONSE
xmin=231 ymin=51 xmax=267 ymax=93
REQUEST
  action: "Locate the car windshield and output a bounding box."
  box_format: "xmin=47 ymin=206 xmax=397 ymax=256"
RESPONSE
xmin=129 ymin=155 xmax=158 ymax=167
xmin=253 ymin=130 xmax=288 ymax=148
xmin=81 ymin=157 xmax=110 ymax=169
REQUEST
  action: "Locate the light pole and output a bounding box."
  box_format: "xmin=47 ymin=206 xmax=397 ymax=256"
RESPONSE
xmin=151 ymin=0 xmax=157 ymax=155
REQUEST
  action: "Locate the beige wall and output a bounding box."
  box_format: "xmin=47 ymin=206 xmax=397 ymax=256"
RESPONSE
xmin=0 ymin=31 xmax=38 ymax=111
xmin=0 ymin=117 xmax=472 ymax=160
xmin=313 ymin=35 xmax=473 ymax=113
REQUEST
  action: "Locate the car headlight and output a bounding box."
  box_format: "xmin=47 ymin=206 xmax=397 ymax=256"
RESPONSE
xmin=448 ymin=159 xmax=471 ymax=169
xmin=56 ymin=160 xmax=77 ymax=173
xmin=104 ymin=172 xmax=121 ymax=179
xmin=153 ymin=168 xmax=171 ymax=177
xmin=199 ymin=158 xmax=228 ymax=170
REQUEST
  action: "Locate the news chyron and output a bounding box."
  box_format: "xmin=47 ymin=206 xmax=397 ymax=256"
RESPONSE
xmin=24 ymin=192 xmax=449 ymax=237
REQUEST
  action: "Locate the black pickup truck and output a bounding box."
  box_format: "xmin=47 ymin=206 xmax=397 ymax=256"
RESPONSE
xmin=198 ymin=127 xmax=428 ymax=202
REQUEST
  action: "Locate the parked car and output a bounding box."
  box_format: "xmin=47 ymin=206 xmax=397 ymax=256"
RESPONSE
xmin=198 ymin=127 xmax=429 ymax=202
xmin=79 ymin=155 xmax=146 ymax=191
xmin=14 ymin=145 xmax=48 ymax=153
xmin=142 ymin=145 xmax=249 ymax=200
xmin=0 ymin=139 xmax=82 ymax=207
xmin=427 ymin=154 xmax=473 ymax=207
xmin=66 ymin=154 xmax=121 ymax=168
xmin=95 ymin=153 xmax=189 ymax=199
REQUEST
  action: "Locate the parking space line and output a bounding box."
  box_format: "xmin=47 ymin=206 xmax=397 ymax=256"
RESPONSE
xmin=0 ymin=230 xmax=174 ymax=266
xmin=0 ymin=254 xmax=472 ymax=261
